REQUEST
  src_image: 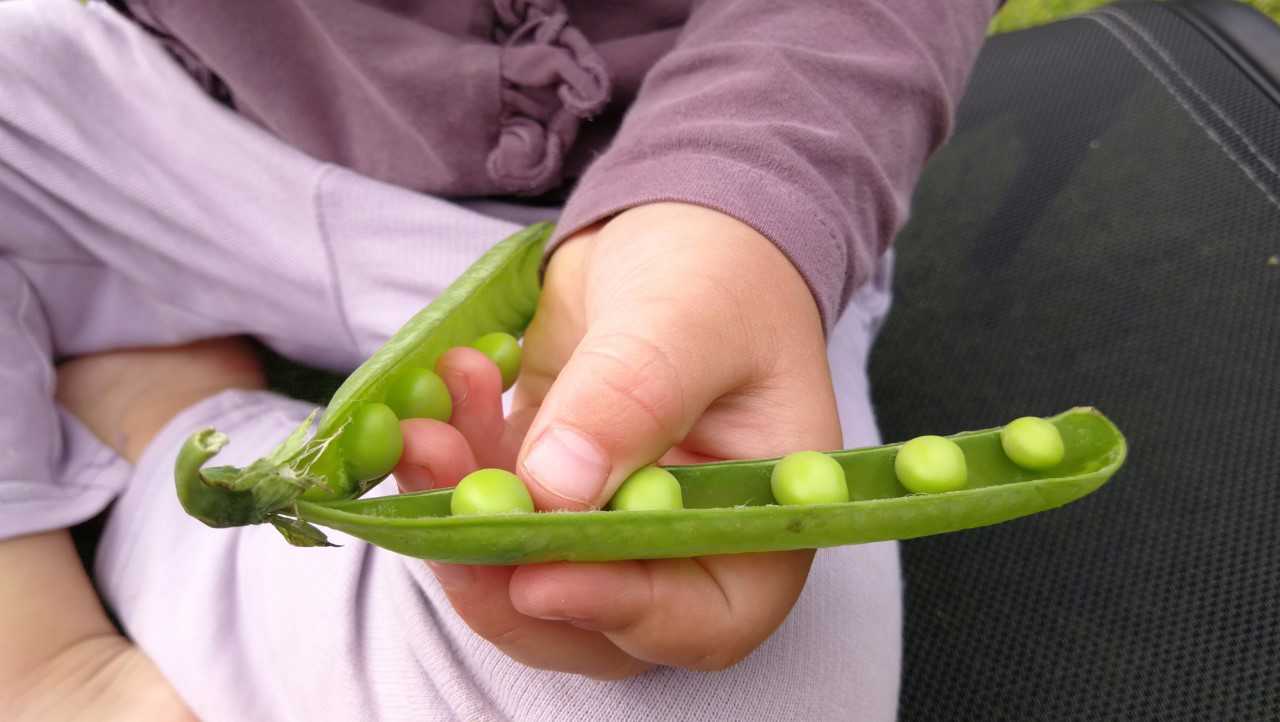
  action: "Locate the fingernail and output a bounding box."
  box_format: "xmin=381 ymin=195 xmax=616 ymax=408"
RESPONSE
xmin=522 ymin=426 xmax=611 ymax=505
xmin=396 ymin=465 xmax=436 ymax=493
xmin=441 ymin=369 xmax=469 ymax=406
xmin=427 ymin=562 xmax=473 ymax=591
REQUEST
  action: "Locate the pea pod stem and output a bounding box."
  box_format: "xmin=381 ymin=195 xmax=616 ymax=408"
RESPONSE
xmin=175 ymin=428 xmax=260 ymax=527
xmin=175 ymin=426 xmax=325 ymax=528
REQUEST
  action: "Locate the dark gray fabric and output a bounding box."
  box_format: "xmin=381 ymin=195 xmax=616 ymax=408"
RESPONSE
xmin=871 ymin=2 xmax=1280 ymax=719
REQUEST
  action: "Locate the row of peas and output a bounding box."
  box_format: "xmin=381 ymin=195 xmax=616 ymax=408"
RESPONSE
xmin=315 ymin=333 xmax=523 ymax=496
xmin=341 ymin=329 xmax=1067 ymax=514
xmin=761 ymin=415 xmax=1067 ymax=508
xmin=450 ymin=464 xmax=688 ymax=516
xmin=892 ymin=416 xmax=1067 ymax=495
xmin=449 ymin=412 xmax=1068 ymax=517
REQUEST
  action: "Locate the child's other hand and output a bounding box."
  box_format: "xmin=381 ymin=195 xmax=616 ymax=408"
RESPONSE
xmin=396 ymin=202 xmax=841 ymax=679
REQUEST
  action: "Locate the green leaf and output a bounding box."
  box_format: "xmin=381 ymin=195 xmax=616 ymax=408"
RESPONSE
xmin=269 ymin=515 xmax=338 ymax=548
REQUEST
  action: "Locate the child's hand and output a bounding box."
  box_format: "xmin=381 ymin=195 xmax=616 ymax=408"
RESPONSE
xmin=397 ymin=202 xmax=842 ymax=679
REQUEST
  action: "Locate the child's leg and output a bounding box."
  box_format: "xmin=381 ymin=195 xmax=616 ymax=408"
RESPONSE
xmin=72 ymin=294 xmax=899 ymax=722
xmin=0 ymin=336 xmax=262 ymax=721
xmin=55 ymin=337 xmax=267 ymax=464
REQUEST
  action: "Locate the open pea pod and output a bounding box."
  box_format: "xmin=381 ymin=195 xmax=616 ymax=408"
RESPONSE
xmin=173 ymin=223 xmax=551 ymax=539
xmin=316 ymin=224 xmax=548 ymax=440
xmin=294 ymin=407 xmax=1126 ymax=564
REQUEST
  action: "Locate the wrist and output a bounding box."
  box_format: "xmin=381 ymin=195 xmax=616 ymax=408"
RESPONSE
xmin=550 ymin=150 xmax=847 ymax=328
xmin=588 ymin=203 xmax=825 ymax=344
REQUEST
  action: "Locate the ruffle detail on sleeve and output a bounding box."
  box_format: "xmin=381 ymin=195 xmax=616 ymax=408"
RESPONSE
xmin=487 ymin=0 xmax=610 ymax=194
xmin=109 ymin=0 xmax=234 ymax=107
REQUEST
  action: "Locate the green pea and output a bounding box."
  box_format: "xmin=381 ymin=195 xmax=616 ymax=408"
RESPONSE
xmin=385 ymin=367 xmax=452 ymax=422
xmin=608 ymin=465 xmax=684 ymax=511
xmin=341 ymin=402 xmax=404 ymax=483
xmin=894 ymin=435 xmax=967 ymax=494
xmin=770 ymin=451 xmax=849 ymax=506
xmin=1000 ymin=416 xmax=1065 ymax=470
xmin=470 ymin=332 xmax=521 ymax=390
xmin=451 ymin=468 xmax=535 ymax=516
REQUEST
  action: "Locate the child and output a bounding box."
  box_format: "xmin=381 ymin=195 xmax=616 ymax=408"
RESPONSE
xmin=0 ymin=1 xmax=993 ymax=719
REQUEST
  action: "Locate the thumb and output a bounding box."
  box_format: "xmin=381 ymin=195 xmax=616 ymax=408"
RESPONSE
xmin=516 ymin=316 xmax=750 ymax=511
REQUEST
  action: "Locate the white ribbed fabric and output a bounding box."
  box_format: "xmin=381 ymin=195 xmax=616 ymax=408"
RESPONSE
xmin=0 ymin=2 xmax=901 ymax=720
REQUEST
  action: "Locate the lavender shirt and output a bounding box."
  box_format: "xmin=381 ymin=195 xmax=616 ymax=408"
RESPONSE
xmin=113 ymin=0 xmax=995 ymax=329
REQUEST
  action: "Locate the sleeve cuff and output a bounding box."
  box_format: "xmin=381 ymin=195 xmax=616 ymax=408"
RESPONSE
xmin=548 ymin=152 xmax=861 ymax=332
xmin=0 ymin=410 xmax=131 ymax=541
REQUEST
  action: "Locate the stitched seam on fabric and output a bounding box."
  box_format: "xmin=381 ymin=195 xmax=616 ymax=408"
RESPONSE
xmin=312 ymin=164 xmax=362 ymax=355
xmin=1 ymin=145 xmax=281 ymax=331
xmin=1082 ymin=13 xmax=1280 ymax=213
xmin=8 ymin=262 xmax=60 ymax=470
xmin=8 ymin=243 xmax=271 ymax=330
xmin=1099 ymin=7 xmax=1280 ymax=184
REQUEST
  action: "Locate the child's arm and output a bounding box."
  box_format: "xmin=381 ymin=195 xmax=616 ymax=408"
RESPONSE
xmin=0 ymin=531 xmax=194 ymax=721
xmin=547 ymin=0 xmax=1000 ymax=331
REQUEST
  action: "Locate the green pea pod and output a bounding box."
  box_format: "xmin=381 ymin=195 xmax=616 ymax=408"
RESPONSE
xmin=294 ymin=407 xmax=1126 ymax=564
xmin=173 ymin=223 xmax=551 ymax=540
xmin=317 ymin=224 xmax=548 ymax=439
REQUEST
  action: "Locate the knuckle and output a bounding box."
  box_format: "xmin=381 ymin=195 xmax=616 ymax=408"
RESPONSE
xmin=576 ymin=333 xmax=686 ymax=438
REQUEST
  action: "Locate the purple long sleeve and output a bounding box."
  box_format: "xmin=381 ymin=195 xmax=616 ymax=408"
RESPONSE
xmin=114 ymin=0 xmax=994 ymax=329
xmin=551 ymin=0 xmax=996 ymax=328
